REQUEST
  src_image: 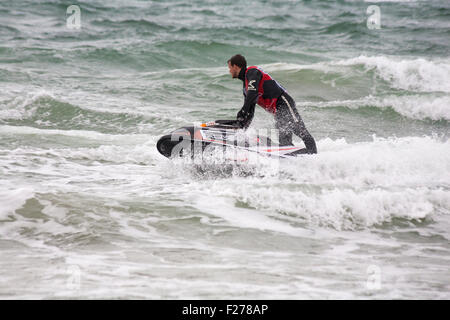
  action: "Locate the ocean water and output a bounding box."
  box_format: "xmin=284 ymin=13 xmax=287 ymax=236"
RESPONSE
xmin=0 ymin=0 xmax=449 ymax=299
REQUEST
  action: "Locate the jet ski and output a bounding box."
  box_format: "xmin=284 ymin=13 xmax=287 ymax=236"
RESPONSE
xmin=156 ymin=120 xmax=308 ymax=159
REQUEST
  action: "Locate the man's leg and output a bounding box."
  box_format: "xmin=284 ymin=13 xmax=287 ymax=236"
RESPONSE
xmin=277 ymin=94 xmax=317 ymax=154
xmin=292 ymin=118 xmax=317 ymax=154
xmin=275 ymin=117 xmax=294 ymax=146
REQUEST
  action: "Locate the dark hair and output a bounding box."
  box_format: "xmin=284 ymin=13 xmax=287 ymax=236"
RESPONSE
xmin=227 ymin=54 xmax=247 ymax=69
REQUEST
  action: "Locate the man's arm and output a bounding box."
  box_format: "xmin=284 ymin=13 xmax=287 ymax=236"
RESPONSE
xmin=237 ymin=68 xmax=261 ymax=129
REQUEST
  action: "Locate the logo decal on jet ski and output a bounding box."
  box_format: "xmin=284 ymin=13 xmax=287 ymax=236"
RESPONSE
xmin=200 ymin=129 xmax=236 ymax=142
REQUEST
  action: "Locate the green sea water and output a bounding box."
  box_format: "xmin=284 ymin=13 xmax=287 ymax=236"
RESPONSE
xmin=0 ymin=0 xmax=449 ymax=299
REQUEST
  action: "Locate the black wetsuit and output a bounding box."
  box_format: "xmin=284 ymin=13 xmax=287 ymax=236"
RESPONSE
xmin=236 ymin=66 xmax=317 ymax=154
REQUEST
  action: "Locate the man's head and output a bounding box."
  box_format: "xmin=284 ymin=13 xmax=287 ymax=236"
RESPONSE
xmin=227 ymin=54 xmax=247 ymax=78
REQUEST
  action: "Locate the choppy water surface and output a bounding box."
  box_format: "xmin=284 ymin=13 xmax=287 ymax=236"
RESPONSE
xmin=0 ymin=0 xmax=449 ymax=299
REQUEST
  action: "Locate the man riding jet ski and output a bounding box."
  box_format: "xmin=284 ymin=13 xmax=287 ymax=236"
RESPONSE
xmin=156 ymin=55 xmax=317 ymax=159
xmin=228 ymin=54 xmax=317 ymax=155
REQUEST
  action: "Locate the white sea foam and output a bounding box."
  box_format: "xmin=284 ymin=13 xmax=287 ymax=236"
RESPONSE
xmin=0 ymin=124 xmax=150 ymax=144
xmin=193 ymin=195 xmax=314 ymax=236
xmin=0 ymin=90 xmax=54 ymax=120
xmin=2 ymin=133 xmax=448 ymax=233
xmin=191 ymin=136 xmax=450 ymax=230
xmin=301 ymin=94 xmax=450 ymax=121
xmin=3 ymin=134 xmax=443 ymax=232
xmin=335 ymin=56 xmax=450 ymax=93
xmin=381 ymin=95 xmax=450 ymax=121
xmin=258 ymin=57 xmax=450 ymax=121
xmin=262 ymin=56 xmax=450 ymax=93
xmin=0 ymin=188 xmax=35 ymax=220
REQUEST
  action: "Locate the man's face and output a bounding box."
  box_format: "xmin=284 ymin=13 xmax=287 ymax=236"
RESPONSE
xmin=228 ymin=62 xmax=241 ymax=78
